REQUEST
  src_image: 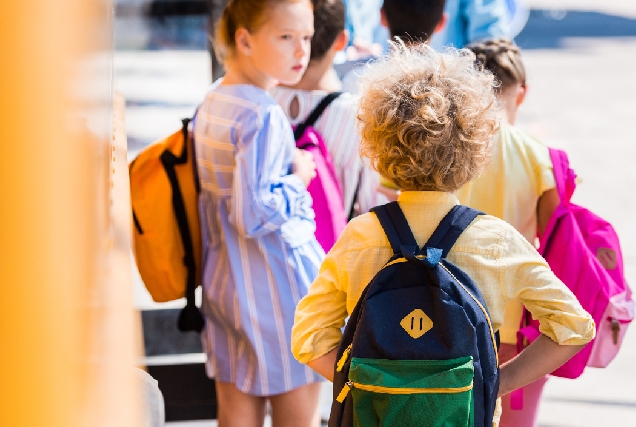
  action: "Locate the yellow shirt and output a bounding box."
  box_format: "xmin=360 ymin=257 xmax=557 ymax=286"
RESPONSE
xmin=292 ymin=192 xmax=594 ymax=364
xmin=456 ymin=123 xmax=556 ymax=343
xmin=456 ymin=123 xmax=555 ymax=243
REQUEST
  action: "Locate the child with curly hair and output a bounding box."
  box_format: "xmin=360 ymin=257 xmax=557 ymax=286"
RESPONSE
xmin=457 ymin=37 xmax=560 ymax=427
xmin=291 ymin=42 xmax=595 ymax=426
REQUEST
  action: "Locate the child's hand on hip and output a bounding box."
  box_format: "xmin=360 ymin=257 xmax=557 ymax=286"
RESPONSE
xmin=292 ymin=148 xmax=316 ymax=187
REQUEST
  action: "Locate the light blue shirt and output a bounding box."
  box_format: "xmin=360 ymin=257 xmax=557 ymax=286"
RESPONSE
xmin=431 ymin=0 xmax=510 ymax=50
xmin=343 ymin=0 xmax=385 ymax=46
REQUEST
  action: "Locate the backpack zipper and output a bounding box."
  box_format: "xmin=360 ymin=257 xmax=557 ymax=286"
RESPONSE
xmin=608 ymin=317 xmax=631 ymax=344
xmin=336 ymin=380 xmax=473 ymax=403
xmin=336 ymin=344 xmax=352 ymax=372
xmin=439 ymin=263 xmax=499 ymax=365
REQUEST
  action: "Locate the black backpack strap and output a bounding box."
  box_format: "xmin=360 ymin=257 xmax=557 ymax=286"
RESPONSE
xmin=188 ymin=109 xmax=201 ymax=194
xmin=293 ymin=92 xmax=343 ymax=140
xmin=347 ymin=170 xmax=362 ymax=221
xmin=371 ymin=202 xmax=418 ymax=256
xmin=162 ymin=115 xmax=204 ymax=333
xmin=384 ymin=202 xmax=418 ymax=247
xmin=424 ymin=205 xmax=483 ymax=258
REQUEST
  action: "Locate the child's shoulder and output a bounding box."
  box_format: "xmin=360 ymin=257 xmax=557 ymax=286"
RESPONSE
xmin=204 ymin=83 xmax=288 ymax=124
xmin=331 ymin=91 xmax=359 ymax=112
xmin=453 ymin=214 xmax=507 ymax=252
xmin=271 ymin=87 xmax=359 ymax=108
xmin=500 ymin=122 xmax=549 ymax=154
xmin=206 ymin=83 xmax=280 ymax=112
xmin=455 ymin=212 xmax=541 ymax=259
xmin=336 ymin=211 xmax=388 ymax=251
xmin=499 ymin=123 xmax=552 ymax=172
xmin=269 ymin=87 xmax=359 ymax=129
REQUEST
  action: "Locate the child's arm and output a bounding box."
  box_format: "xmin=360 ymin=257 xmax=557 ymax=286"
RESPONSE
xmin=229 ymin=107 xmax=315 ymax=238
xmin=499 ymin=334 xmax=585 ymax=397
xmin=537 ymin=187 xmax=559 ymax=237
xmin=291 ymin=251 xmax=348 ymax=379
xmin=292 ymin=220 xmax=361 ymax=378
xmin=307 ymin=349 xmax=338 ymax=382
xmin=495 ymin=220 xmax=595 ymax=392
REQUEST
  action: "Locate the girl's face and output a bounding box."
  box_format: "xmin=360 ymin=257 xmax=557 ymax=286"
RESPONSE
xmin=242 ymin=1 xmax=313 ymax=88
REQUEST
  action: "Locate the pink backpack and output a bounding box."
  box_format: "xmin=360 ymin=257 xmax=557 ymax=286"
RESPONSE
xmin=293 ymin=92 xmax=347 ymax=253
xmin=517 ymin=148 xmax=634 ymax=378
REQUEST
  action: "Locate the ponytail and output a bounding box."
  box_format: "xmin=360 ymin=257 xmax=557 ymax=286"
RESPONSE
xmin=213 ymin=2 xmax=237 ymax=64
xmin=466 ymin=38 xmax=526 ymax=93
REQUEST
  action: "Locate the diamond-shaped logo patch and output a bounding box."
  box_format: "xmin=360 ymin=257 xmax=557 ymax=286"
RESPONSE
xmin=597 ymin=247 xmax=617 ymax=270
xmin=400 ymin=309 xmax=433 ymax=339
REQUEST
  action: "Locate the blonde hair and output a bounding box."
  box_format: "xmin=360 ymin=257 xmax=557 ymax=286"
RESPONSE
xmin=466 ymin=37 xmax=526 ymax=93
xmin=358 ymin=42 xmax=499 ymax=192
xmin=213 ymin=0 xmax=311 ymax=64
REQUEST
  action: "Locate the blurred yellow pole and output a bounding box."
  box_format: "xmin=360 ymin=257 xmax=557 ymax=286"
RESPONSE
xmin=0 ymin=1 xmax=142 ymax=427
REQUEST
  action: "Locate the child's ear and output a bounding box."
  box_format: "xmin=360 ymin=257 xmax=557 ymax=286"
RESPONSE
xmin=516 ymin=84 xmax=527 ymax=107
xmin=235 ymin=27 xmax=252 ymax=56
xmin=334 ymin=29 xmax=349 ymax=52
xmin=380 ymin=7 xmax=388 ymax=28
xmin=434 ymin=12 xmax=448 ymax=34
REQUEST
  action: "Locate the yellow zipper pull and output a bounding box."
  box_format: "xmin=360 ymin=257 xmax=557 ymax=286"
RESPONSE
xmin=336 ymin=345 xmax=352 ymax=372
xmin=336 ymin=381 xmax=352 ymax=403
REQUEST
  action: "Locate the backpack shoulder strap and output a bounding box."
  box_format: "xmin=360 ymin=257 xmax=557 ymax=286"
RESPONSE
xmin=188 ymin=110 xmax=201 ymax=194
xmin=548 ymin=147 xmax=576 ymax=204
xmin=293 ymin=92 xmax=343 ymax=140
xmin=425 ymin=205 xmax=483 ymax=258
xmin=169 ymin=113 xmax=204 ymax=332
xmin=371 ymin=202 xmax=418 ymax=256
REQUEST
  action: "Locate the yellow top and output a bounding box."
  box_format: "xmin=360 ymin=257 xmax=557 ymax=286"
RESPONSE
xmin=456 ymin=123 xmax=556 ymax=343
xmin=291 ymin=191 xmax=595 ymax=365
xmin=456 ymin=123 xmax=555 ymax=245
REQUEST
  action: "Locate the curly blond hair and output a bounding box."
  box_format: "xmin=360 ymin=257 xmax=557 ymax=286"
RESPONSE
xmin=358 ymin=42 xmax=499 ymax=192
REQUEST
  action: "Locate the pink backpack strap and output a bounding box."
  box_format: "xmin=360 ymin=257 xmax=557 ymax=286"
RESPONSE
xmin=539 ymin=148 xmax=578 ymax=252
xmin=548 ymin=148 xmax=576 ymax=205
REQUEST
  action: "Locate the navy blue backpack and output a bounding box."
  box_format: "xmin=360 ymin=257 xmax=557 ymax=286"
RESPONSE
xmin=328 ymin=202 xmax=499 ymax=427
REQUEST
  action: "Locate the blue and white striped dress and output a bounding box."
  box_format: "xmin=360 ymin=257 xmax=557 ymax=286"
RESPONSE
xmin=194 ymin=83 xmax=325 ymax=396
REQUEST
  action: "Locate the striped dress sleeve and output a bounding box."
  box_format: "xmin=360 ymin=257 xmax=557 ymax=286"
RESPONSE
xmin=229 ymin=104 xmax=314 ymax=238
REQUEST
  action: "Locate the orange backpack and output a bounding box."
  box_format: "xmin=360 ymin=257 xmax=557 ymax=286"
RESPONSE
xmin=129 ymin=118 xmax=204 ymax=332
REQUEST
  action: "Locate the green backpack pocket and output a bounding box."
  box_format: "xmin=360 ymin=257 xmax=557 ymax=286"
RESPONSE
xmin=346 ymin=356 xmax=474 ymax=427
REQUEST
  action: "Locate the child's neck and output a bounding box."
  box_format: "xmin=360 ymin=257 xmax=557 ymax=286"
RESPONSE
xmin=497 ymin=107 xmax=515 ymax=126
xmin=222 ymin=59 xmax=274 ymax=90
xmin=281 ymin=57 xmax=342 ymax=92
xmin=498 ymin=85 xmax=523 ymax=126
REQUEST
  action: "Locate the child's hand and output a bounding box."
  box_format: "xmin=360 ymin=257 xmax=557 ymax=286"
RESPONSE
xmin=498 ymin=334 xmax=585 ymax=397
xmin=292 ymin=148 xmax=316 ymax=187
